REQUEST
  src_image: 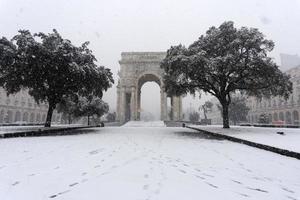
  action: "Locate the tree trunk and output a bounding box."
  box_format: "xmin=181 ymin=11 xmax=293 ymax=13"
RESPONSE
xmin=68 ymin=114 xmax=72 ymax=124
xmin=221 ymin=102 xmax=230 ymax=128
xmin=202 ymin=105 xmax=207 ymax=120
xmin=45 ymin=102 xmax=55 ymax=127
xmin=87 ymin=115 xmax=90 ymax=126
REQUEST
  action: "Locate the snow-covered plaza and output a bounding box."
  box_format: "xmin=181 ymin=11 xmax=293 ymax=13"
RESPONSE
xmin=0 ymin=122 xmax=299 ymax=200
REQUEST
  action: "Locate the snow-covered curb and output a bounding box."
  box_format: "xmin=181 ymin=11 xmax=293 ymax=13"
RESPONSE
xmin=0 ymin=126 xmax=98 ymax=138
xmin=186 ymin=126 xmax=300 ymax=160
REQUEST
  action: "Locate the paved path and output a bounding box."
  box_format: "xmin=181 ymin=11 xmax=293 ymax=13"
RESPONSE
xmin=0 ymin=126 xmax=299 ymax=200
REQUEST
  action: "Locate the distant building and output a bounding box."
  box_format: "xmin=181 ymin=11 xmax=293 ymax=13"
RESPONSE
xmin=280 ymin=53 xmax=300 ymax=71
xmin=206 ymin=98 xmax=223 ymax=125
xmin=0 ymin=88 xmax=61 ymax=124
xmin=206 ymin=65 xmax=300 ymax=125
xmin=247 ymin=65 xmax=300 ymax=125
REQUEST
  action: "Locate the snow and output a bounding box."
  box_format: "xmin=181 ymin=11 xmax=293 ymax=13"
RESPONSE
xmin=190 ymin=125 xmax=300 ymax=152
xmin=123 ymin=120 xmax=166 ymax=127
xmin=0 ymin=126 xmax=300 ymax=200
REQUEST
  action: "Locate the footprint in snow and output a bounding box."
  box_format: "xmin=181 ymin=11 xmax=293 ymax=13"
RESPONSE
xmin=246 ymin=187 xmax=268 ymax=193
xmin=195 ymin=174 xmax=205 ymax=180
xmin=202 ymin=173 xmax=214 ymax=178
xmin=89 ymin=149 xmax=103 ymax=155
xmin=236 ymin=192 xmax=250 ymax=198
xmin=231 ymin=179 xmax=242 ymax=185
xmin=178 ymin=169 xmax=187 ymax=174
xmin=49 ymin=187 xmax=71 ymax=198
xmin=205 ymin=182 xmax=218 ymax=189
xmin=243 ymin=168 xmax=252 ymax=173
xmin=69 ymin=182 xmax=78 ymax=187
xmin=286 ymin=195 xmax=298 ymax=200
xmin=58 ymin=190 xmax=71 ymax=195
xmin=12 ymin=181 xmax=20 ymax=186
xmin=81 ymin=172 xmax=87 ymax=176
xmin=281 ymin=187 xmax=295 ymax=194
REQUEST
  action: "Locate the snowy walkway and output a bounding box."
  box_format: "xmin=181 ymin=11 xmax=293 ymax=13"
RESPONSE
xmin=123 ymin=121 xmax=166 ymax=127
xmin=0 ymin=126 xmax=299 ymax=200
xmin=190 ymin=125 xmax=300 ymax=153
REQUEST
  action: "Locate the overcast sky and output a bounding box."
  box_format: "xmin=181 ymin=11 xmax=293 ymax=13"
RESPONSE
xmin=1 ymin=0 xmax=300 ymax=119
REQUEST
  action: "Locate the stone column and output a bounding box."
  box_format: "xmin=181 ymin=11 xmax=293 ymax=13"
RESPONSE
xmin=170 ymin=97 xmax=174 ymax=120
xmin=171 ymin=96 xmax=183 ymax=121
xmin=120 ymin=87 xmax=127 ymax=123
xmin=160 ymin=90 xmax=167 ymax=121
xmin=136 ymin=89 xmax=141 ymax=120
xmin=130 ymin=87 xmax=136 ymax=120
xmin=116 ymin=87 xmax=121 ymax=121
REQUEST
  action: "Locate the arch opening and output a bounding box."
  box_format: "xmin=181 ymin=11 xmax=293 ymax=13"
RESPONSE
xmin=137 ymin=74 xmax=162 ymax=121
xmin=140 ymin=81 xmax=160 ymax=121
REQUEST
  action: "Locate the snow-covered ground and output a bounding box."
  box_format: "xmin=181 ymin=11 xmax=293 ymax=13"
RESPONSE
xmin=190 ymin=125 xmax=300 ymax=153
xmin=123 ymin=120 xmax=166 ymax=127
xmin=0 ymin=125 xmax=299 ymax=200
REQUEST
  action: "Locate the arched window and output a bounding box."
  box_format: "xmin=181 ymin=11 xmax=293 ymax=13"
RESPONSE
xmin=36 ymin=113 xmax=41 ymax=122
xmin=14 ymin=111 xmax=21 ymax=122
xmin=279 ymin=112 xmax=284 ymax=122
xmin=7 ymin=110 xmax=13 ymax=123
xmin=30 ymin=113 xmax=35 ymax=122
xmin=42 ymin=114 xmax=46 ymax=122
xmin=273 ymin=113 xmax=278 ymax=121
xmin=268 ymin=114 xmax=272 ymax=124
xmin=293 ymin=110 xmax=299 ymax=125
xmin=286 ymin=111 xmax=292 ymax=124
xmin=23 ymin=112 xmax=29 ymax=122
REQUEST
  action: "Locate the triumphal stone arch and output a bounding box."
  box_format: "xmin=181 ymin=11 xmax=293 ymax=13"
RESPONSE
xmin=116 ymin=52 xmax=182 ymax=123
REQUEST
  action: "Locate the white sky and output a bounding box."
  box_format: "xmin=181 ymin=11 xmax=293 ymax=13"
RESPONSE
xmin=1 ymin=0 xmax=300 ymax=118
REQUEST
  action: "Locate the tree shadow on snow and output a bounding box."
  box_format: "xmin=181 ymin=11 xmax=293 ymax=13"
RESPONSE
xmin=173 ymin=131 xmax=223 ymax=141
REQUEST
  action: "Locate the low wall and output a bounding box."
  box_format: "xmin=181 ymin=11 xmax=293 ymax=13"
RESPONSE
xmin=186 ymin=126 xmax=300 ymax=160
xmin=0 ymin=126 xmax=98 ymax=139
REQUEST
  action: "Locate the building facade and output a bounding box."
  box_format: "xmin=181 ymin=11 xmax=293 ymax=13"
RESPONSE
xmin=247 ymin=66 xmax=300 ymax=125
xmin=206 ymin=98 xmax=223 ymax=125
xmin=0 ymin=88 xmax=61 ymax=124
xmin=206 ymin=66 xmax=300 ymax=125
